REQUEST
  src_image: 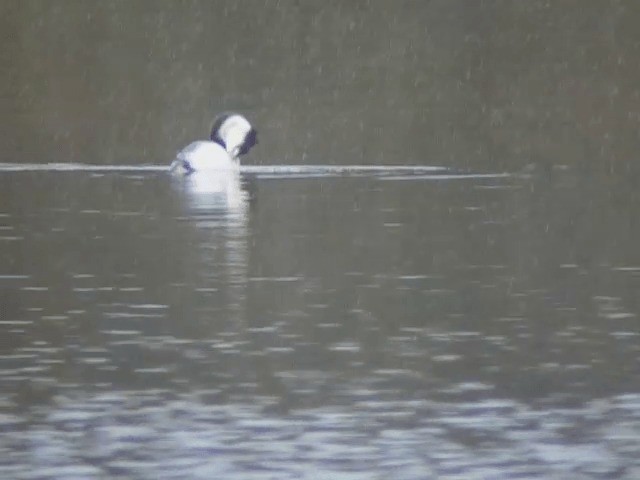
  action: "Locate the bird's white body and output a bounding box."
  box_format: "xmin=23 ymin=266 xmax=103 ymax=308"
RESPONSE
xmin=170 ymin=113 xmax=257 ymax=175
xmin=172 ymin=141 xmax=239 ymax=174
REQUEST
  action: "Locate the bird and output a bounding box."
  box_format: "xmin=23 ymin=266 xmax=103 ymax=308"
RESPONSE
xmin=170 ymin=112 xmax=257 ymax=175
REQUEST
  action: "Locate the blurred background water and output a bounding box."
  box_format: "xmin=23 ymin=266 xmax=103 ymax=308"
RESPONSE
xmin=1 ymin=1 xmax=640 ymax=479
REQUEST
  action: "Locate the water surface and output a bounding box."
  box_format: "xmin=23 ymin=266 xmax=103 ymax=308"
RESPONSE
xmin=2 ymin=0 xmax=640 ymax=477
xmin=1 ymin=166 xmax=639 ymax=479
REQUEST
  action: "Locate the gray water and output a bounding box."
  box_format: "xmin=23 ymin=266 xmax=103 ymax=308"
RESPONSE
xmin=2 ymin=1 xmax=640 ymax=479
xmin=1 ymin=166 xmax=639 ymax=479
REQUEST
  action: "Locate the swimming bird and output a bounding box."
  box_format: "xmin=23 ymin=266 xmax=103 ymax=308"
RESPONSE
xmin=170 ymin=113 xmax=257 ymax=174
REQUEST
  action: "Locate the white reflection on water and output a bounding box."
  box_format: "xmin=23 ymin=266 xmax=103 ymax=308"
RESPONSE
xmin=172 ymin=170 xmax=250 ymax=324
xmin=173 ymin=170 xmax=248 ymax=213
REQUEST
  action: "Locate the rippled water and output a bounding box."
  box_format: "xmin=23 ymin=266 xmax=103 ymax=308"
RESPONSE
xmin=0 ymin=166 xmax=639 ymax=478
xmin=3 ymin=0 xmax=640 ymax=476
